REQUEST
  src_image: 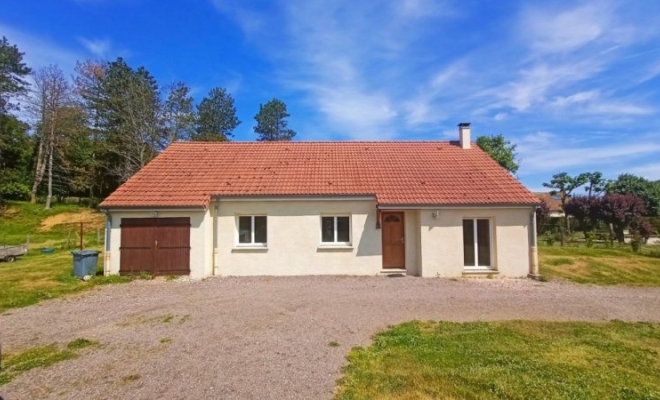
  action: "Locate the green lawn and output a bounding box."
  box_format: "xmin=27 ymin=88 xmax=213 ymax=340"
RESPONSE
xmin=0 ymin=201 xmax=132 ymax=312
xmin=539 ymin=245 xmax=660 ymax=286
xmin=335 ymin=320 xmax=660 ymax=400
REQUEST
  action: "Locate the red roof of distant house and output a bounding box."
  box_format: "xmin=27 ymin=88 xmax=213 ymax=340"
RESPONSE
xmin=100 ymin=141 xmax=540 ymax=208
xmin=533 ymin=192 xmax=563 ymax=212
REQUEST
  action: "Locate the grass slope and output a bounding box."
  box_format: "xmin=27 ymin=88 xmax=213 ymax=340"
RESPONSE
xmin=335 ymin=320 xmax=660 ymax=400
xmin=539 ymin=245 xmax=660 ymax=286
xmin=0 ymin=201 xmax=131 ymax=312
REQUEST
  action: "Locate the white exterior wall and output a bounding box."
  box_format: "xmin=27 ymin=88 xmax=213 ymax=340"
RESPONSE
xmin=105 ymin=204 xmax=532 ymax=279
xmin=105 ymin=209 xmax=212 ymax=279
xmin=419 ymin=207 xmax=532 ymax=278
xmin=215 ymin=200 xmax=383 ymax=276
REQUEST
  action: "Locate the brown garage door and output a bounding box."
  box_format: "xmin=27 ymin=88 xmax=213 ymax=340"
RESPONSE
xmin=120 ymin=217 xmax=191 ymax=276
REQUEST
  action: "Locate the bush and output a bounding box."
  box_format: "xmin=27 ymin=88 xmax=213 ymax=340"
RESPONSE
xmin=0 ymin=181 xmax=31 ymax=200
xmin=631 ymin=232 xmax=643 ymax=253
xmin=544 ymin=231 xmax=556 ymax=246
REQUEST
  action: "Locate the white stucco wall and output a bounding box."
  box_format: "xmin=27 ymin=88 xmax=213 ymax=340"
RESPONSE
xmin=105 ymin=204 xmax=532 ymax=279
xmin=215 ymin=200 xmax=384 ymax=276
xmin=105 ymin=209 xmax=211 ymax=279
xmin=418 ymin=207 xmax=532 ymax=278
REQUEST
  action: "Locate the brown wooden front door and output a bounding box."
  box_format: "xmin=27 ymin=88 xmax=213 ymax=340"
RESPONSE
xmin=120 ymin=217 xmax=191 ymax=276
xmin=382 ymin=212 xmax=405 ymax=269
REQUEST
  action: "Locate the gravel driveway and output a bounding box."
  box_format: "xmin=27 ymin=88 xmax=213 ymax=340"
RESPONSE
xmin=2 ymin=276 xmax=660 ymax=400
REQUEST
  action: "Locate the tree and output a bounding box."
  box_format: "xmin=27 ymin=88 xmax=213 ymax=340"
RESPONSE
xmin=542 ymin=172 xmax=589 ymax=245
xmin=79 ymin=58 xmax=161 ymax=183
xmin=563 ymin=195 xmax=598 ymax=237
xmin=476 ymin=134 xmax=519 ymax=174
xmin=253 ymin=98 xmax=296 ymax=141
xmin=29 ymin=65 xmax=73 ymax=208
xmin=193 ymin=87 xmax=239 ymax=141
xmin=0 ymin=36 xmax=32 ymax=114
xmin=606 ymin=173 xmax=660 ymax=217
xmin=160 ymin=82 xmax=195 ymax=148
xmin=583 ymin=171 xmax=605 ymax=198
xmin=0 ymin=114 xmax=32 ymax=201
xmin=598 ymin=194 xmax=647 ymax=243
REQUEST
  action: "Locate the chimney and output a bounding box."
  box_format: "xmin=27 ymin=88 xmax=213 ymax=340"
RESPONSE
xmin=458 ymin=122 xmax=471 ymax=149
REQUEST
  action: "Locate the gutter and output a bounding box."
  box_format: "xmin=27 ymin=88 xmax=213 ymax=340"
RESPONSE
xmin=377 ymin=203 xmax=540 ymax=210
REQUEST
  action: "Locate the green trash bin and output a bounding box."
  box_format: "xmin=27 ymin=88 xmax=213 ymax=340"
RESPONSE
xmin=72 ymin=250 xmax=100 ymax=278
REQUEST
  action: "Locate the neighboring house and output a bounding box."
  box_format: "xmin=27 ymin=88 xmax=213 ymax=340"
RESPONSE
xmin=100 ymin=123 xmax=541 ymax=279
xmin=534 ymin=192 xmax=565 ymax=218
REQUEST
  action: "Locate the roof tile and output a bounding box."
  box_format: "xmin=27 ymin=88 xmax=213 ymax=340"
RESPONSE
xmin=100 ymin=141 xmax=540 ymax=208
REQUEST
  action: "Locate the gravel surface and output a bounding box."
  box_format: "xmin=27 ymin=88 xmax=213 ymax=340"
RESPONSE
xmin=2 ymin=276 xmax=660 ymax=400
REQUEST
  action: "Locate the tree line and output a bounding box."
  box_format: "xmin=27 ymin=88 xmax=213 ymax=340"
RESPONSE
xmin=539 ymin=172 xmax=660 ymax=250
xmin=0 ymin=37 xmax=296 ymax=207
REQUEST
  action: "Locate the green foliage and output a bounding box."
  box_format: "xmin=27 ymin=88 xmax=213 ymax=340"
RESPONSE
xmin=606 ymin=173 xmax=660 ymax=216
xmin=0 ymin=201 xmax=133 ymax=311
xmin=543 ymin=172 xmax=591 ymax=245
xmin=161 ymin=81 xmax=195 ymax=147
xmin=0 ymin=338 xmax=99 ymax=386
xmin=193 ymin=87 xmax=239 ymax=141
xmin=254 ymin=98 xmax=296 ymax=141
xmin=476 ymin=134 xmax=519 ymax=174
xmin=336 ymin=320 xmax=660 ymax=400
xmin=66 ymin=338 xmax=99 ymax=350
xmin=0 ymin=114 xmax=32 ymax=202
xmin=0 ymin=36 xmax=32 ymax=114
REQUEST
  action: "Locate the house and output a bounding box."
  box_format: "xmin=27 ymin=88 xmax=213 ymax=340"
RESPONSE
xmin=533 ymin=192 xmax=565 ymax=218
xmin=99 ymin=123 xmax=541 ymax=279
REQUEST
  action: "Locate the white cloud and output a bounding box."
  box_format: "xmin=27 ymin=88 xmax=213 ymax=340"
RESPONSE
xmin=78 ymin=37 xmax=112 ymax=58
xmin=551 ymin=90 xmax=600 ymax=107
xmin=517 ymin=131 xmax=660 ymax=175
xmin=493 ymin=112 xmax=507 ymax=121
xmin=522 ymin=4 xmax=606 ymax=54
xmin=628 ymin=162 xmax=660 ymax=180
xmin=0 ymin=23 xmax=83 ymax=73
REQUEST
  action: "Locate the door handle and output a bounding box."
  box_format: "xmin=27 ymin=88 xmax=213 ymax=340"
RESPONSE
xmin=155 ymin=240 xmax=158 ymax=247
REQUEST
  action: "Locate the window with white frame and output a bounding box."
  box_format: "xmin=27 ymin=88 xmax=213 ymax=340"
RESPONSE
xmin=238 ymin=215 xmax=267 ymax=245
xmin=321 ymin=216 xmax=351 ymax=245
xmin=462 ymin=218 xmax=492 ymax=268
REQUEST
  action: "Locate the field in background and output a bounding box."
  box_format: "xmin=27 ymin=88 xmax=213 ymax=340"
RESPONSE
xmin=0 ymin=201 xmax=131 ymax=312
xmin=539 ymin=245 xmax=660 ymax=286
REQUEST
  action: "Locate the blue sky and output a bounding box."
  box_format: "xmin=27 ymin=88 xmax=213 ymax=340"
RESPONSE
xmin=2 ymin=0 xmax=660 ymax=190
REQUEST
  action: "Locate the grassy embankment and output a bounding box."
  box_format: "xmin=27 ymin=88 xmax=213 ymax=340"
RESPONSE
xmin=0 ymin=201 xmax=131 ymax=312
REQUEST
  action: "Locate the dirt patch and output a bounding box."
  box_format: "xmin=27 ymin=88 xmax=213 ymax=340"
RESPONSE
xmin=38 ymin=210 xmax=105 ymax=232
xmin=0 ymin=206 xmax=19 ymax=217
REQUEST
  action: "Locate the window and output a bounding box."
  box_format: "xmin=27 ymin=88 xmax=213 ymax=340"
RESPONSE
xmin=238 ymin=216 xmax=267 ymax=245
xmin=463 ymin=219 xmax=492 ymax=268
xmin=321 ymin=216 xmax=351 ymax=245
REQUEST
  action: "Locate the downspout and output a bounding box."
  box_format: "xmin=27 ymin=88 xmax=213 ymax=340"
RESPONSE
xmin=103 ymin=211 xmax=112 ymax=276
xmin=528 ymin=207 xmax=541 ymax=279
xmin=212 ymin=203 xmax=218 ymax=276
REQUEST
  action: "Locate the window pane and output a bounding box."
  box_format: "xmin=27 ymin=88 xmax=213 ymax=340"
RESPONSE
xmin=337 ymin=217 xmax=350 ymax=243
xmin=238 ymin=216 xmax=252 ymax=244
xmin=477 ymin=219 xmax=491 ymax=266
xmin=321 ymin=217 xmax=335 ymax=242
xmin=463 ymin=219 xmax=475 ymax=266
xmin=254 ymin=216 xmax=267 ymax=244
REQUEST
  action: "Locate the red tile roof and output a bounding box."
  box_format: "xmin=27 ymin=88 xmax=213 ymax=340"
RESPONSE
xmin=100 ymin=141 xmax=540 ymax=208
xmin=533 ymin=192 xmax=563 ymax=212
